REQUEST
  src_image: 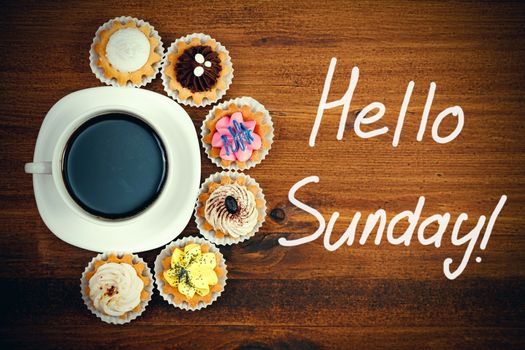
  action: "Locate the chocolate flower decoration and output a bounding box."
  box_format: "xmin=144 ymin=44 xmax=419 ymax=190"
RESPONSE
xmin=175 ymin=45 xmax=222 ymax=92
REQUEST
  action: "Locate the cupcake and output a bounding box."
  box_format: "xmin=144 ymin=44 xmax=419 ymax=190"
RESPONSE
xmin=195 ymin=171 xmax=266 ymax=245
xmin=201 ymin=97 xmax=274 ymax=170
xmin=90 ymin=16 xmax=164 ymax=87
xmin=80 ymin=252 xmax=153 ymax=324
xmin=154 ymin=236 xmax=227 ymax=311
xmin=161 ymin=33 xmax=233 ymax=107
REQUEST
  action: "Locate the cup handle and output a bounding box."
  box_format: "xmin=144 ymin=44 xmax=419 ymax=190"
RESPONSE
xmin=24 ymin=162 xmax=52 ymax=174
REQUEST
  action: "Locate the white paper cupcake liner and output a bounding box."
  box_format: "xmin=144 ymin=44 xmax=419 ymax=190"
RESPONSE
xmin=195 ymin=171 xmax=267 ymax=245
xmin=89 ymin=16 xmax=164 ymax=88
xmin=154 ymin=236 xmax=227 ymax=311
xmin=161 ymin=33 xmax=234 ymax=107
xmin=80 ymin=252 xmax=153 ymax=324
xmin=201 ymin=97 xmax=274 ymax=171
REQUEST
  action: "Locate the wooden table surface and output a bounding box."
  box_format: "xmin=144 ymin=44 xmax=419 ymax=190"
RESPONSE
xmin=1 ymin=1 xmax=524 ymax=349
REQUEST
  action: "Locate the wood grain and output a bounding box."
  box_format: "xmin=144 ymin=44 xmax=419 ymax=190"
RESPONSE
xmin=1 ymin=0 xmax=524 ymax=349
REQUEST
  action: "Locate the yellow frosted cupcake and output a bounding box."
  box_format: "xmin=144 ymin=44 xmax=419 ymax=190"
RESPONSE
xmin=154 ymin=237 xmax=227 ymax=311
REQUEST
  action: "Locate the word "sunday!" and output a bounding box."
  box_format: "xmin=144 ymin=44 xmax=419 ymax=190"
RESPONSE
xmin=278 ymin=58 xmax=508 ymax=280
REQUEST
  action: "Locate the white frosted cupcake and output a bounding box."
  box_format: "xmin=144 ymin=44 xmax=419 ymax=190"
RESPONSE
xmin=161 ymin=33 xmax=233 ymax=107
xmin=201 ymin=97 xmax=274 ymax=170
xmin=154 ymin=236 xmax=227 ymax=311
xmin=195 ymin=171 xmax=266 ymax=245
xmin=89 ymin=16 xmax=164 ymax=87
xmin=80 ymin=252 xmax=153 ymax=324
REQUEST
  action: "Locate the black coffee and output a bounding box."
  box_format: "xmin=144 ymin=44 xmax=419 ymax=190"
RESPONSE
xmin=62 ymin=113 xmax=167 ymax=219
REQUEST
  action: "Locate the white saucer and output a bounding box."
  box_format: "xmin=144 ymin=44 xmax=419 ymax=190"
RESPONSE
xmin=30 ymin=87 xmax=201 ymax=252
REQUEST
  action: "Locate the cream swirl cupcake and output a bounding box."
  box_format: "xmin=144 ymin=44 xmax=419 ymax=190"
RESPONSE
xmin=88 ymin=263 xmax=144 ymax=317
xmin=81 ymin=253 xmax=153 ymax=324
xmin=195 ymin=171 xmax=266 ymax=245
xmin=205 ymin=184 xmax=258 ymax=238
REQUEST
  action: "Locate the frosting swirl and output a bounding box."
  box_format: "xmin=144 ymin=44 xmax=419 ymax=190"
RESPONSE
xmin=106 ymin=28 xmax=150 ymax=72
xmin=205 ymin=184 xmax=258 ymax=238
xmin=88 ymin=262 xmax=144 ymax=317
xmin=175 ymin=45 xmax=222 ymax=92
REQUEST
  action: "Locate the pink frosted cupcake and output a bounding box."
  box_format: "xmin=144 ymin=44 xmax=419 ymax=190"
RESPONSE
xmin=201 ymin=97 xmax=274 ymax=170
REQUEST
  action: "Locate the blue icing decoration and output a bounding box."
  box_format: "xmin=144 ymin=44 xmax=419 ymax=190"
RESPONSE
xmin=221 ymin=120 xmax=254 ymax=156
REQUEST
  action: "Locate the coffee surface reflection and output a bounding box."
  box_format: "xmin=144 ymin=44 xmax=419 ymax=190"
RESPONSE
xmin=62 ymin=113 xmax=167 ymax=219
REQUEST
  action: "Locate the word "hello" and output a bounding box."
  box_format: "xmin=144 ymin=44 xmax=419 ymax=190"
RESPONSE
xmin=309 ymin=58 xmax=464 ymax=147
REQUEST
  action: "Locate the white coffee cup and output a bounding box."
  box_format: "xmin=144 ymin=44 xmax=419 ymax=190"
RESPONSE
xmin=25 ymin=87 xmax=200 ymax=252
xmin=25 ymin=105 xmax=170 ymax=225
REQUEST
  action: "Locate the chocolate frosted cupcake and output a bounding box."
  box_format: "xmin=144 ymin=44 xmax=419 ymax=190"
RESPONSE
xmin=175 ymin=45 xmax=222 ymax=92
xmin=161 ymin=33 xmax=233 ymax=107
xmin=90 ymin=16 xmax=164 ymax=87
xmin=195 ymin=171 xmax=266 ymax=245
